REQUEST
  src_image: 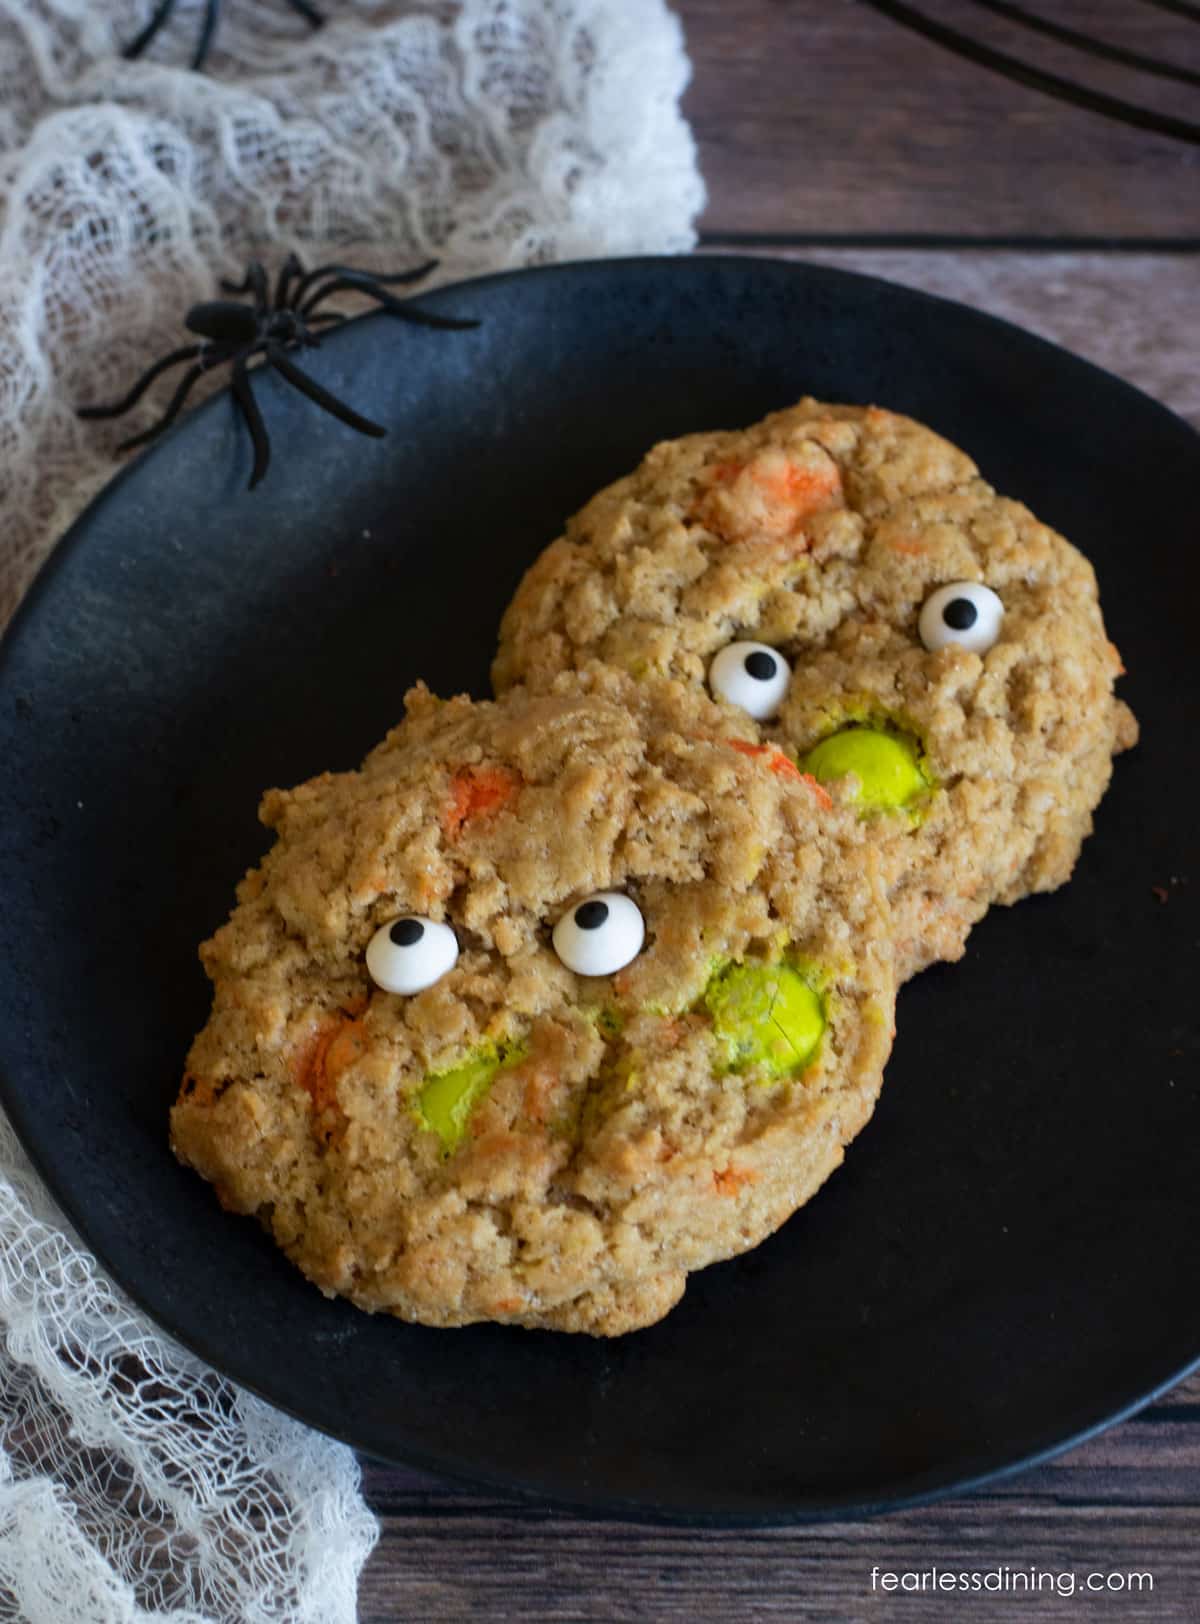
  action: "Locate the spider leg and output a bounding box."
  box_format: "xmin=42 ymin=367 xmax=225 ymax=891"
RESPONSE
xmin=346 ymin=260 xmax=440 ymax=286
xmin=305 ymin=311 xmax=346 ymax=327
xmin=291 ymin=258 xmax=439 ymax=305
xmin=123 ymin=0 xmax=178 ymax=59
xmin=77 ymin=344 xmax=205 ymax=419
xmin=192 ymin=0 xmax=221 ymax=70
xmin=275 ymin=253 xmax=305 ymax=310
xmin=220 ymin=261 xmax=268 ymax=300
xmin=301 ymin=274 xmax=477 ymax=330
xmin=294 ymin=274 xmax=348 ymax=314
xmin=113 ymin=362 xmax=210 ymax=453
xmin=360 ymin=297 xmax=478 ymax=332
xmin=230 ymin=359 xmax=271 ymax=490
xmin=249 ymin=260 xmax=269 ymax=317
xmin=266 ymin=346 xmax=387 ymax=438
xmin=283 ymin=0 xmax=325 ymax=29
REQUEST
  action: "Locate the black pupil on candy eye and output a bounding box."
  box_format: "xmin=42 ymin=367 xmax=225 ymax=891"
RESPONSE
xmin=744 ymin=650 xmax=777 ymax=681
xmin=943 ymin=597 xmax=978 ymax=631
xmin=390 ymin=918 xmax=425 ymax=947
xmin=575 ymin=900 xmax=610 ymax=931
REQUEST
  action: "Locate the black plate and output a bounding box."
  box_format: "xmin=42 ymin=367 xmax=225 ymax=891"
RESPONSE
xmin=1 ymin=257 xmax=1197 ymax=1523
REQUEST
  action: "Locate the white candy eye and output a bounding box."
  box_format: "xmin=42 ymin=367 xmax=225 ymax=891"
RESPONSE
xmin=708 ymin=641 xmax=792 ymax=719
xmin=918 ymin=581 xmax=1004 ymax=654
xmin=552 ymin=892 xmax=644 ymax=977
xmin=366 ymin=916 xmax=458 ymax=994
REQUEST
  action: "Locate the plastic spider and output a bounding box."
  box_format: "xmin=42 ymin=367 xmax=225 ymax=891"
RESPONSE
xmin=79 ymin=256 xmax=476 ymax=490
xmin=124 ymin=0 xmax=324 ymax=72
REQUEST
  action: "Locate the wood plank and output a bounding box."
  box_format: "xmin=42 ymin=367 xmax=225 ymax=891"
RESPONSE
xmin=356 ymin=1371 xmax=1200 ymax=1621
xmin=676 ymin=0 xmax=1200 ymax=238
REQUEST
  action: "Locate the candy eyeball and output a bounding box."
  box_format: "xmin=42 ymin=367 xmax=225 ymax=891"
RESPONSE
xmin=366 ymin=916 xmax=459 ymax=994
xmin=918 ymin=581 xmax=1004 ymax=654
xmin=552 ymin=892 xmax=645 ymax=977
xmin=708 ymin=641 xmax=792 ymax=719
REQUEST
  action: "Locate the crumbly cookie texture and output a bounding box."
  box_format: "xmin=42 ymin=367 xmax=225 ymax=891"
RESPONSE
xmin=493 ymin=400 xmax=1138 ymax=977
xmin=172 ymin=672 xmax=896 ymax=1335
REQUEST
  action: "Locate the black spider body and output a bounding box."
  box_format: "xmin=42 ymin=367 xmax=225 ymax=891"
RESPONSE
xmin=79 ymin=255 xmax=475 ymax=490
xmin=185 ymin=301 xmax=261 ymax=344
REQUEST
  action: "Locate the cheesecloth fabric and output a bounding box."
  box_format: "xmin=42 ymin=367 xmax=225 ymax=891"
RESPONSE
xmin=0 ymin=2 xmax=703 ymax=1616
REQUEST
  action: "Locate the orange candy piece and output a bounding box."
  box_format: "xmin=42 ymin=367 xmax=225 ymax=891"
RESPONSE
xmin=443 ymin=764 xmax=523 ymax=838
xmin=725 ymin=739 xmax=833 ymax=806
xmin=701 ymin=448 xmax=842 ymax=547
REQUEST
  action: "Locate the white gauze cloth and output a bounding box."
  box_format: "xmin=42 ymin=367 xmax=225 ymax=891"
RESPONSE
xmin=0 ymin=2 xmax=704 ymax=1617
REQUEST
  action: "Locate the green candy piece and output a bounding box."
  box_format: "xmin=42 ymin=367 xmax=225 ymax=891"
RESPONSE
xmin=703 ymin=961 xmax=825 ymax=1080
xmin=584 ymin=1005 xmax=625 ymax=1040
xmin=418 ymin=1045 xmax=511 ymax=1153
xmin=802 ymin=726 xmax=928 ymax=812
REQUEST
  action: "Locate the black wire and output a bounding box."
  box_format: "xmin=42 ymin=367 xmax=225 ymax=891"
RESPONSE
xmin=961 ymin=0 xmax=1200 ymax=89
xmin=122 ymin=0 xmax=176 ymax=59
xmin=1134 ymin=0 xmax=1200 ymax=22
xmin=699 ymin=230 xmax=1200 ymax=249
xmin=860 ymin=0 xmax=1200 ymax=145
xmin=192 ymin=0 xmax=221 ymax=71
xmin=126 ymin=0 xmax=322 ymax=71
xmin=283 ymin=0 xmax=326 ymax=28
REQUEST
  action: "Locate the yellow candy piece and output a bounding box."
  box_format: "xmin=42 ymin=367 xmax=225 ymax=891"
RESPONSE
xmin=418 ymin=1043 xmax=522 ymax=1153
xmin=703 ymin=961 xmax=825 ymax=1080
xmin=801 ymin=726 xmax=929 ymax=812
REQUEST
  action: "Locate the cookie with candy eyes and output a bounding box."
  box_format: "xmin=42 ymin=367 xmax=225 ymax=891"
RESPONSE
xmin=170 ymin=673 xmax=897 ymax=1335
xmin=492 ymin=399 xmax=1137 ymax=978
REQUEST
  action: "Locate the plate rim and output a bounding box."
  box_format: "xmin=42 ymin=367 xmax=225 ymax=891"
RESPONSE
xmin=1 ymin=252 xmax=1197 ymax=1524
xmin=4 ymin=251 xmax=1197 ymax=657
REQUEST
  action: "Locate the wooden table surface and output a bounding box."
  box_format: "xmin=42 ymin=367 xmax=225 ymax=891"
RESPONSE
xmin=358 ymin=5 xmax=1200 ymax=1617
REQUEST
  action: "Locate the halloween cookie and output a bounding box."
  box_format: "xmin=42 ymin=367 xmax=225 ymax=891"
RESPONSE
xmin=171 ymin=672 xmax=896 ymax=1334
xmin=493 ymin=401 xmax=1137 ymax=977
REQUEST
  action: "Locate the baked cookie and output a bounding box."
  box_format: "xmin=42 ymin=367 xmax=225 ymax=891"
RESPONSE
xmin=171 ymin=672 xmax=896 ymax=1335
xmin=493 ymin=401 xmax=1137 ymax=977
